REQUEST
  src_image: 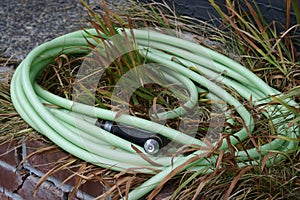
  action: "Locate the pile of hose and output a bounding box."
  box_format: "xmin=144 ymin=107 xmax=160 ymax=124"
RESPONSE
xmin=10 ymin=28 xmax=299 ymax=199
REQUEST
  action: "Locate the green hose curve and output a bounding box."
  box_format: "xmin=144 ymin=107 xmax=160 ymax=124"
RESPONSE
xmin=10 ymin=28 xmax=299 ymax=199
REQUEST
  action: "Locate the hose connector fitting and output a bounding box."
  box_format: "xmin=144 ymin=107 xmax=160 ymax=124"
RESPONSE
xmin=144 ymin=139 xmax=160 ymax=154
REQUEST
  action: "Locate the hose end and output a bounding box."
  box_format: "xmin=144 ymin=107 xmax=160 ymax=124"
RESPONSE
xmin=144 ymin=139 xmax=160 ymax=154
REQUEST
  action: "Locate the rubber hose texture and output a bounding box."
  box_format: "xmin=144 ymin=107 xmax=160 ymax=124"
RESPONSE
xmin=10 ymin=28 xmax=299 ymax=199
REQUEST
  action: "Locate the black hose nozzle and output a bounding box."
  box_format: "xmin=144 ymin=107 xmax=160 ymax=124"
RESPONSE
xmin=96 ymin=119 xmax=168 ymax=154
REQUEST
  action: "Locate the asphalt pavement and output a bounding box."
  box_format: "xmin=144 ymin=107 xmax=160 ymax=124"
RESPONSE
xmin=1 ymin=0 xmax=92 ymax=60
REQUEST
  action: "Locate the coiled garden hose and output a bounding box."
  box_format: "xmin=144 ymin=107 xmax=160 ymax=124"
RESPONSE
xmin=10 ymin=28 xmax=299 ymax=199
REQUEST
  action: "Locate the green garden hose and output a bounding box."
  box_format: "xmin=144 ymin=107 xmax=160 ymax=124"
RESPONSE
xmin=10 ymin=28 xmax=299 ymax=199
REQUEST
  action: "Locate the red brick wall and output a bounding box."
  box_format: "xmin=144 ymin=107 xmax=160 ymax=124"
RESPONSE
xmin=0 ymin=136 xmax=174 ymax=200
xmin=0 ymin=138 xmax=104 ymax=200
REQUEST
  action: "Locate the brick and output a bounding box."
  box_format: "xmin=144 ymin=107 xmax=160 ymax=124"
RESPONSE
xmin=79 ymin=181 xmax=103 ymax=197
xmin=0 ymin=140 xmax=21 ymax=166
xmin=25 ymin=138 xmax=105 ymax=197
xmin=0 ymin=191 xmax=12 ymax=200
xmin=0 ymin=162 xmax=23 ymax=192
xmin=25 ymin=139 xmax=77 ymax=185
xmin=18 ymin=175 xmax=65 ymax=200
xmin=3 ymin=138 xmax=144 ymax=199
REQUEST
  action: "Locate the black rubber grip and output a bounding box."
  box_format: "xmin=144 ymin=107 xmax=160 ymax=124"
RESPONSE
xmin=96 ymin=119 xmax=168 ymax=149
